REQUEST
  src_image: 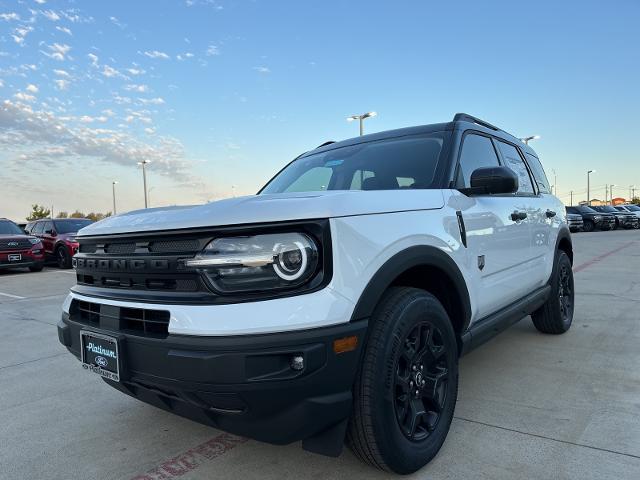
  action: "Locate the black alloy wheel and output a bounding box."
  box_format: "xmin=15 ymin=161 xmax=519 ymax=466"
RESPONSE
xmin=394 ymin=321 xmax=450 ymax=441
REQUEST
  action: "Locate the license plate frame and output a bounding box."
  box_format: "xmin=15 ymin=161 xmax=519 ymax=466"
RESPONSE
xmin=8 ymin=253 xmax=21 ymax=262
xmin=80 ymin=330 xmax=121 ymax=382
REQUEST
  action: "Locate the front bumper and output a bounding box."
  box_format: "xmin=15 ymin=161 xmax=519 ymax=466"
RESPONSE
xmin=0 ymin=249 xmax=44 ymax=268
xmin=58 ymin=313 xmax=367 ymax=445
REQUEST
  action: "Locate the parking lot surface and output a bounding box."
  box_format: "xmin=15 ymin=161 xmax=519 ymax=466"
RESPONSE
xmin=1 ymin=230 xmax=639 ymax=480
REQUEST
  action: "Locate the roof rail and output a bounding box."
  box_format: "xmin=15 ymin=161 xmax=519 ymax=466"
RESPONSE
xmin=453 ymin=113 xmax=499 ymax=131
xmin=316 ymin=140 xmax=335 ymax=149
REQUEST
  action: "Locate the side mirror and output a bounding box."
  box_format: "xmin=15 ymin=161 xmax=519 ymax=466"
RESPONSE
xmin=462 ymin=166 xmax=519 ymax=195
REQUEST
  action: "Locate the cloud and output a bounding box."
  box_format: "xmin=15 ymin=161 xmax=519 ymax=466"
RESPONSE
xmin=144 ymin=50 xmax=170 ymax=60
xmin=26 ymin=84 xmax=38 ymax=93
xmin=0 ymin=13 xmax=20 ymax=21
xmin=124 ymin=84 xmax=148 ymax=93
xmin=0 ymin=80 xmax=4 ymax=88
xmin=144 ymin=127 xmax=156 ymax=134
xmin=55 ymin=26 xmax=72 ymax=35
xmin=14 ymin=92 xmax=36 ymax=102
xmin=206 ymin=45 xmax=220 ymax=56
xmin=126 ymin=67 xmax=145 ymax=76
xmin=177 ymin=53 xmax=194 ymax=61
xmin=54 ymin=79 xmax=69 ymax=90
xmin=87 ymin=53 xmax=99 ymax=67
xmin=0 ymin=99 xmax=190 ymax=178
xmin=253 ymin=66 xmax=271 ymax=74
xmin=44 ymin=43 xmax=71 ymax=61
xmin=12 ymin=26 xmax=33 ymax=45
xmin=102 ymin=64 xmax=128 ymax=79
xmin=109 ymin=16 xmax=125 ymax=28
xmin=53 ymin=69 xmax=70 ymax=77
xmin=139 ymin=97 xmax=165 ymax=105
xmin=41 ymin=9 xmax=60 ymax=21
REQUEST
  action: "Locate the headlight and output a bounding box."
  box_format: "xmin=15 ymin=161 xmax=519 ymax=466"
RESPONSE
xmin=28 ymin=237 xmax=40 ymax=245
xmin=185 ymin=233 xmax=319 ymax=294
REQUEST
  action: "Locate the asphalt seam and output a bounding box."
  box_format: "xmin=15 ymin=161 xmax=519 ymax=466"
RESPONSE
xmin=573 ymin=240 xmax=638 ymax=273
xmin=0 ymin=352 xmax=67 ymax=371
xmin=454 ymin=416 xmax=640 ymax=460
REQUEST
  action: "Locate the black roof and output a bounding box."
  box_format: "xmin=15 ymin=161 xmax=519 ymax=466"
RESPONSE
xmin=307 ymin=113 xmax=538 ymax=159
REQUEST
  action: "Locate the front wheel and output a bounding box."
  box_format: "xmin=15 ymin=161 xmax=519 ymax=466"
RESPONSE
xmin=583 ymin=220 xmax=594 ymax=232
xmin=56 ymin=246 xmax=72 ymax=269
xmin=347 ymin=287 xmax=458 ymax=474
xmin=531 ymin=251 xmax=574 ymax=334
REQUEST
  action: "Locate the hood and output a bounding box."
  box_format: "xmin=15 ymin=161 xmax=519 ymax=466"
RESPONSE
xmin=78 ymin=190 xmax=446 ymax=236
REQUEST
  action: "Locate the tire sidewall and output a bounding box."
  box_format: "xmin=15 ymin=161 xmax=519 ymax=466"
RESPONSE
xmin=57 ymin=246 xmax=70 ymax=268
xmin=368 ymin=292 xmax=458 ymax=473
xmin=551 ymin=252 xmax=574 ymax=330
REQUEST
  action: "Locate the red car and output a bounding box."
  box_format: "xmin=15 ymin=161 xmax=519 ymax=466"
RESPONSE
xmin=25 ymin=218 xmax=93 ymax=269
xmin=0 ymin=218 xmax=45 ymax=272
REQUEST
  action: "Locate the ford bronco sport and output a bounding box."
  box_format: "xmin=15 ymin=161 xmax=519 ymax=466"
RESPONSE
xmin=58 ymin=113 xmax=574 ymax=474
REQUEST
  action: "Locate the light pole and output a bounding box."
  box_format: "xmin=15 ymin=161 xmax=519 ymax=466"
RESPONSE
xmin=137 ymin=160 xmax=151 ymax=208
xmin=347 ymin=111 xmax=377 ymax=136
xmin=610 ymin=184 xmax=617 ymax=205
xmin=520 ymin=135 xmax=540 ymax=145
xmin=112 ymin=181 xmax=118 ymax=214
xmin=587 ymin=170 xmax=595 ymax=206
xmin=551 ymin=169 xmax=557 ymax=195
xmin=630 ymin=185 xmax=636 ymax=202
xmin=570 ymin=190 xmax=573 ymax=206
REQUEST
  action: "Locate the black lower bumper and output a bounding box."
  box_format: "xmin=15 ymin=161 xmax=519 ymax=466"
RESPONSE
xmin=58 ymin=313 xmax=367 ymax=446
xmin=0 ymin=259 xmax=43 ymax=269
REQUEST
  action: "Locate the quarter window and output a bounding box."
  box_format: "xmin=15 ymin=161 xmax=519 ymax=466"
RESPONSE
xmin=32 ymin=222 xmax=45 ymax=234
xmin=525 ymin=153 xmax=551 ymax=194
xmin=456 ymin=134 xmax=500 ymax=187
xmin=496 ymin=141 xmax=534 ymax=194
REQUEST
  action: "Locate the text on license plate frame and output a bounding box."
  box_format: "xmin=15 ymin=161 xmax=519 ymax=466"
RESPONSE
xmin=8 ymin=254 xmax=21 ymax=262
xmin=80 ymin=330 xmax=120 ymax=382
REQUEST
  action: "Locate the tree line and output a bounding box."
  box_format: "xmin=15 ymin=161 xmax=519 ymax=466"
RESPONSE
xmin=26 ymin=204 xmax=112 ymax=222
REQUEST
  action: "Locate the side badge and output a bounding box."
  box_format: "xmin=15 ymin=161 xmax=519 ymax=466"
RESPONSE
xmin=478 ymin=255 xmax=485 ymax=271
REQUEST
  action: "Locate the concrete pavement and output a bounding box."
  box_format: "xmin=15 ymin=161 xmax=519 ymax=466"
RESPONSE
xmin=1 ymin=230 xmax=639 ymax=479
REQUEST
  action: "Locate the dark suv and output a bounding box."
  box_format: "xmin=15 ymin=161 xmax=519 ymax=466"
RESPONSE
xmin=0 ymin=218 xmax=45 ymax=272
xmin=565 ymin=206 xmax=614 ymax=232
xmin=26 ymin=218 xmax=93 ymax=268
xmin=592 ymin=206 xmax=639 ymax=229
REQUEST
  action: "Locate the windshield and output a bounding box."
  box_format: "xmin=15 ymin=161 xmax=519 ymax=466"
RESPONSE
xmin=577 ymin=206 xmax=599 ymax=214
xmin=625 ymin=205 xmax=640 ymax=211
xmin=597 ymin=206 xmax=617 ymax=213
xmin=54 ymin=219 xmax=92 ymax=233
xmin=260 ymin=133 xmax=447 ymax=194
xmin=0 ymin=220 xmax=24 ymax=235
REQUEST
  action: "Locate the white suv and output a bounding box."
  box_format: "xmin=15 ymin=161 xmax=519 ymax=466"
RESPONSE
xmin=58 ymin=113 xmax=574 ymax=474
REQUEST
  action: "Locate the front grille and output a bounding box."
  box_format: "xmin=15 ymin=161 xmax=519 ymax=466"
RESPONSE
xmin=76 ymin=273 xmax=201 ymax=292
xmin=150 ymin=239 xmax=200 ymax=253
xmin=0 ymin=239 xmax=32 ymax=250
xmin=105 ymin=243 xmax=136 ymax=254
xmin=70 ymin=299 xmax=170 ymax=337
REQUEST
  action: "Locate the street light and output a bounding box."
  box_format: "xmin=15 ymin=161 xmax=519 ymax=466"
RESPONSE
xmin=520 ymin=135 xmax=540 ymax=145
xmin=630 ymin=185 xmax=636 ymax=201
xmin=112 ymin=181 xmax=118 ymax=215
xmin=347 ymin=111 xmax=377 ymax=136
xmin=137 ymin=160 xmax=151 ymax=208
xmin=587 ymin=169 xmax=595 ymax=206
xmin=610 ymin=184 xmax=617 ymax=205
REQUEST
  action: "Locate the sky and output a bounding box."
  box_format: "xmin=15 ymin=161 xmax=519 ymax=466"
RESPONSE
xmin=1 ymin=0 xmax=639 ymax=221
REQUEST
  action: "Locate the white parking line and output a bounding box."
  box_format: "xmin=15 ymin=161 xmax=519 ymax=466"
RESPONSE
xmin=0 ymin=291 xmax=26 ymax=299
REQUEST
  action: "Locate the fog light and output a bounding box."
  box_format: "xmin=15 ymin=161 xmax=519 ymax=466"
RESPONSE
xmin=290 ymin=355 xmax=304 ymax=371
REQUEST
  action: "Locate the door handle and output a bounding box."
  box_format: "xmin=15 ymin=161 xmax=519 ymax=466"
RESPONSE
xmin=511 ymin=211 xmax=528 ymax=221
xmin=546 ymin=210 xmax=556 ymax=218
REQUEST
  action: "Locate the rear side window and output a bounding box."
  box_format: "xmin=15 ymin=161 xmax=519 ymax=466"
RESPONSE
xmin=32 ymin=222 xmax=45 ymax=234
xmin=25 ymin=222 xmax=34 ymax=233
xmin=456 ymin=134 xmax=500 ymax=187
xmin=496 ymin=141 xmax=534 ymax=194
xmin=525 ymin=153 xmax=551 ymax=194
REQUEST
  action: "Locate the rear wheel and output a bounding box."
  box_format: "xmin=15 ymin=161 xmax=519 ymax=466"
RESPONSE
xmin=56 ymin=246 xmax=72 ymax=269
xmin=532 ymin=251 xmax=574 ymax=334
xmin=347 ymin=287 xmax=458 ymax=474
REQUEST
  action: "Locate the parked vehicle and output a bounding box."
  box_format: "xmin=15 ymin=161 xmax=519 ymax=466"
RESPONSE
xmin=614 ymin=204 xmax=640 ymax=222
xmin=565 ymin=206 xmax=615 ymax=232
xmin=592 ymin=206 xmax=639 ymax=229
xmin=0 ymin=218 xmax=44 ymax=272
xmin=57 ymin=113 xmax=574 ymax=474
xmin=26 ymin=218 xmax=93 ymax=268
xmin=566 ymin=213 xmax=584 ymax=232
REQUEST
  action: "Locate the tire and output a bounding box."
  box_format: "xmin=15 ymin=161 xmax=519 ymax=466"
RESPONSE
xmin=29 ymin=264 xmax=43 ymax=272
xmin=583 ymin=220 xmax=594 ymax=232
xmin=347 ymin=287 xmax=458 ymax=474
xmin=56 ymin=246 xmax=72 ymax=269
xmin=531 ymin=251 xmax=574 ymax=334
